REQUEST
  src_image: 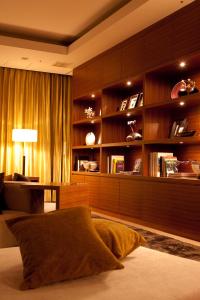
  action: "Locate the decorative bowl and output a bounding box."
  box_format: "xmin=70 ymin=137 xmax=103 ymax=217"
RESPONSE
xmin=89 ymin=161 xmax=98 ymax=171
xmin=191 ymin=161 xmax=200 ymax=174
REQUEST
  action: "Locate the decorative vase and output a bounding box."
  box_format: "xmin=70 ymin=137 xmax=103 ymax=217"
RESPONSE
xmin=85 ymin=132 xmax=95 ymax=145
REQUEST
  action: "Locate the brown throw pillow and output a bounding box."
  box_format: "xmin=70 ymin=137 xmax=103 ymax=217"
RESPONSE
xmin=6 ymin=207 xmax=123 ymax=290
xmin=13 ymin=173 xmax=30 ymax=182
xmin=93 ymin=218 xmax=146 ymax=259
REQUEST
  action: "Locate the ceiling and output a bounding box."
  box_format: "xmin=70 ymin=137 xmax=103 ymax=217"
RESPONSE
xmin=0 ymin=0 xmax=194 ymax=75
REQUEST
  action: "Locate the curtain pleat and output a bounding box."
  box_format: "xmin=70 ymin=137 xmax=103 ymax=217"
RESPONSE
xmin=0 ymin=67 xmax=71 ymax=200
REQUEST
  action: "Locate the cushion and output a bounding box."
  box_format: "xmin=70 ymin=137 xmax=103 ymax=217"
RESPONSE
xmin=4 ymin=174 xmax=13 ymax=181
xmin=13 ymin=173 xmax=30 ymax=182
xmin=6 ymin=206 xmax=123 ymax=290
xmin=93 ymin=218 xmax=146 ymax=259
xmin=0 ymin=172 xmax=4 ymax=213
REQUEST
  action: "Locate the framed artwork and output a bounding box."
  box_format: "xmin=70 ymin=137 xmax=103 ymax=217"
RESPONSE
xmin=169 ymin=118 xmax=188 ymax=137
xmin=120 ymin=99 xmax=128 ymax=111
xmin=137 ymin=92 xmax=144 ymax=107
xmin=128 ymin=94 xmax=139 ymax=109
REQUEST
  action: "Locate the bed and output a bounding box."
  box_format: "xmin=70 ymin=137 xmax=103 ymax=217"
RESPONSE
xmin=0 ymin=246 xmax=200 ymax=300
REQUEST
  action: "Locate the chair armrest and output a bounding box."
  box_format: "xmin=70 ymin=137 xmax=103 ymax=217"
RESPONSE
xmin=3 ymin=182 xmax=43 ymax=213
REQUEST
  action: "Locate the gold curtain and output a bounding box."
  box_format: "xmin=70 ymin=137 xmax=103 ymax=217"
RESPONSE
xmin=0 ymin=67 xmax=71 ymax=186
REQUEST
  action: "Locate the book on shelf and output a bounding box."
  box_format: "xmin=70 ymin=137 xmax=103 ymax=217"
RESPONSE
xmin=149 ymin=152 xmax=174 ymax=177
xmin=107 ymin=155 xmax=125 ymax=174
xmin=160 ymin=156 xmax=178 ymax=177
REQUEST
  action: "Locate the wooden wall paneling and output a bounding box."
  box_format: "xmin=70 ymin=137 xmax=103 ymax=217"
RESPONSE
xmin=102 ymin=47 xmax=122 ymax=85
xmin=72 ymin=56 xmax=104 ymax=98
xmin=119 ymin=179 xmax=143 ymax=218
xmin=121 ymin=34 xmax=147 ymax=79
xmin=143 ymin=21 xmax=173 ymax=69
xmin=171 ymin=1 xmax=200 ymax=59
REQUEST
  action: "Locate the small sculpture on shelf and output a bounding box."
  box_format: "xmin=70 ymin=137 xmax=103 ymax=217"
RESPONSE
xmin=84 ymin=107 xmax=95 ymax=118
xmin=126 ymin=120 xmax=142 ymax=141
xmin=171 ymin=78 xmax=199 ymax=99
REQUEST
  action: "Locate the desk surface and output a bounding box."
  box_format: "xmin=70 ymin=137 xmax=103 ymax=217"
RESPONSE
xmin=18 ymin=182 xmax=86 ymax=190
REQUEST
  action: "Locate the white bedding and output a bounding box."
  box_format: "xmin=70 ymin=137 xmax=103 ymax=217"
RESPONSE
xmin=0 ymin=246 xmax=199 ymax=300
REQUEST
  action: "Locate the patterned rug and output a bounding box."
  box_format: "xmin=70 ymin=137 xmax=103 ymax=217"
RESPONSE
xmin=92 ymin=214 xmax=200 ymax=262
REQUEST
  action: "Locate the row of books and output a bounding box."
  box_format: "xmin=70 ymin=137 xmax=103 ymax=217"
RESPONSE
xmin=107 ymin=156 xmax=142 ymax=174
xmin=149 ymin=152 xmax=177 ymax=177
xmin=107 ymin=155 xmax=125 ymax=173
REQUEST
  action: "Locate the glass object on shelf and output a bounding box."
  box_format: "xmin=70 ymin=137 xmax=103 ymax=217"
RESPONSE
xmin=191 ymin=161 xmax=200 ymax=176
xmin=88 ymin=161 xmax=98 ymax=172
xmin=84 ymin=107 xmax=95 ymax=118
xmin=126 ymin=120 xmax=142 ymax=141
xmin=85 ymin=132 xmax=95 ymax=145
xmin=171 ymin=78 xmax=199 ymax=99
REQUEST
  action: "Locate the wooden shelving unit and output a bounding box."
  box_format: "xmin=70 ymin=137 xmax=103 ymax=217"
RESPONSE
xmin=71 ymin=1 xmax=200 ymax=241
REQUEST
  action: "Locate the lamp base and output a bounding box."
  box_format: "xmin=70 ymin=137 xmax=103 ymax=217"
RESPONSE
xmin=22 ymin=155 xmax=26 ymax=176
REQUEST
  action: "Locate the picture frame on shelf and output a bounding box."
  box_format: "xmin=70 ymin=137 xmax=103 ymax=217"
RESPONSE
xmin=133 ymin=158 xmax=142 ymax=173
xmin=120 ymin=99 xmax=128 ymax=111
xmin=128 ymin=94 xmax=139 ymax=109
xmin=137 ymin=92 xmax=143 ymax=107
xmin=169 ymin=118 xmax=188 ymax=138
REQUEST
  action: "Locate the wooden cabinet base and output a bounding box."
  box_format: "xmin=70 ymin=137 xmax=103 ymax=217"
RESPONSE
xmin=72 ymin=174 xmax=200 ymax=242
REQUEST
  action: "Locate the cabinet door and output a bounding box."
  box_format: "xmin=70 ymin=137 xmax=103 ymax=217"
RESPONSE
xmin=119 ymin=179 xmax=143 ymax=218
xmin=99 ymin=177 xmax=119 ymax=212
xmin=71 ymin=174 xmax=85 ymax=183
xmin=141 ymin=180 xmax=200 ymax=240
xmin=85 ymin=176 xmax=101 ymax=208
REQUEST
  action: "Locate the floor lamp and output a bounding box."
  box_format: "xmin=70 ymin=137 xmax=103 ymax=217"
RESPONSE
xmin=12 ymin=129 xmax=38 ymax=176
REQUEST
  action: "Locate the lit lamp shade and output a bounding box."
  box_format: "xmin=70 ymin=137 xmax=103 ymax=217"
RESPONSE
xmin=12 ymin=129 xmax=38 ymax=142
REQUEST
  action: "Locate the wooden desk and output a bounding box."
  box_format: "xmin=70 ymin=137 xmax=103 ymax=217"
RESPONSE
xmin=20 ymin=182 xmax=89 ymax=210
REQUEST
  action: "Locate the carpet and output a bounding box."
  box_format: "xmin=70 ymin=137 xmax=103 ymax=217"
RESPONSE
xmin=92 ymin=214 xmax=200 ymax=262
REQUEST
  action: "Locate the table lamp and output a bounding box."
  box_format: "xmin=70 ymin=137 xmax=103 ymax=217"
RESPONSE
xmin=12 ymin=129 xmax=38 ymax=175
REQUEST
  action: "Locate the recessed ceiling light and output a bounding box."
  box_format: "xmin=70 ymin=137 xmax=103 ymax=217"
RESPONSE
xmin=91 ymin=120 xmax=95 ymax=124
xmin=91 ymin=94 xmax=95 ymax=98
xmin=179 ymin=101 xmax=185 ymax=106
xmin=126 ymin=81 xmax=132 ymax=86
xmin=179 ymin=61 xmax=186 ymax=68
xmin=21 ymin=57 xmax=29 ymax=60
xmin=126 ymin=113 xmax=131 ymax=117
xmin=179 ymin=141 xmax=184 ymax=144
